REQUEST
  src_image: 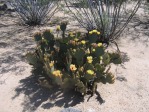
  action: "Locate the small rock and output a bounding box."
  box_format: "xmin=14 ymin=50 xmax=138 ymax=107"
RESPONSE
xmin=5 ymin=2 xmax=15 ymax=11
xmin=116 ymin=76 xmax=127 ymax=82
xmin=143 ymin=25 xmax=148 ymax=29
xmin=87 ymin=108 xmax=96 ymax=112
xmin=0 ymin=81 xmax=5 ymax=85
xmin=0 ymin=3 xmax=7 ymax=11
xmin=60 ymin=107 xmax=81 ymax=112
xmin=0 ymin=2 xmax=15 ymax=12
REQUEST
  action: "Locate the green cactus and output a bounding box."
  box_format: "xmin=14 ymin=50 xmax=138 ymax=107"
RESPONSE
xmin=91 ymin=81 xmax=97 ymax=95
xmin=26 ymin=27 xmax=122 ymax=96
xmin=59 ymin=42 xmax=68 ymax=53
xmin=39 ymin=40 xmax=47 ymax=54
xmin=60 ymin=21 xmax=67 ymax=32
xmin=87 ymin=30 xmax=100 ymax=43
xmin=75 ymin=80 xmax=86 ymax=95
xmin=38 ymin=78 xmax=53 ymax=89
xmin=94 ymin=47 xmax=104 ymax=57
xmin=66 ymin=52 xmax=72 ymax=71
xmin=54 ymin=76 xmax=63 ymax=85
xmin=84 ymin=69 xmax=95 ymax=80
xmin=34 ymin=32 xmax=42 ymax=42
xmin=62 ymin=78 xmax=76 ymax=90
xmin=109 ymin=53 xmax=122 ymax=64
xmin=76 ymin=32 xmax=81 ymax=38
xmin=92 ymin=57 xmax=98 ymax=65
xmin=84 ymin=63 xmax=94 ymax=70
xmin=100 ymin=76 xmax=107 ymax=84
xmin=74 ymin=48 xmax=85 ymax=66
xmin=60 ymin=21 xmax=68 ymax=38
xmin=42 ymin=30 xmax=55 ymax=48
xmin=26 ymin=52 xmax=39 ymax=66
xmin=88 ymin=34 xmax=98 ymax=43
xmin=106 ymin=72 xmax=115 ymax=84
xmin=102 ymin=53 xmax=110 ymax=65
xmin=95 ymin=63 xmax=105 ymax=73
xmin=95 ymin=63 xmax=105 ymax=79
xmin=42 ymin=30 xmax=54 ymax=41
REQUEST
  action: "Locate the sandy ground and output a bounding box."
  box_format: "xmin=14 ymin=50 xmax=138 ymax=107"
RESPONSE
xmin=0 ymin=2 xmax=149 ymax=112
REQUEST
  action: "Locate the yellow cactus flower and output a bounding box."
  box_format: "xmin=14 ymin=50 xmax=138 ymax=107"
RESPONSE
xmin=89 ymin=31 xmax=93 ymax=35
xmin=49 ymin=29 xmax=53 ymax=33
xmin=81 ymin=40 xmax=86 ymax=45
xmin=44 ymin=57 xmax=47 ymax=61
xmin=73 ymin=49 xmax=76 ymax=52
xmin=92 ymin=30 xmax=98 ymax=33
xmin=87 ymin=56 xmax=93 ymax=63
xmin=100 ymin=56 xmax=103 ymax=60
xmin=74 ymin=38 xmax=79 ymax=42
xmin=52 ymin=70 xmax=62 ymax=77
xmin=69 ymin=32 xmax=73 ymax=35
xmin=56 ymin=25 xmax=61 ymax=31
xmin=80 ymin=66 xmax=84 ymax=71
xmin=97 ymin=43 xmax=102 ymax=47
xmin=49 ymin=61 xmax=54 ymax=67
xmin=92 ymin=49 xmax=96 ymax=52
xmin=86 ymin=49 xmax=90 ymax=54
xmin=89 ymin=30 xmax=100 ymax=35
xmin=69 ymin=40 xmax=76 ymax=45
xmin=70 ymin=64 xmax=77 ymax=71
xmin=69 ymin=32 xmax=75 ymax=37
xmin=86 ymin=70 xmax=94 ymax=75
xmin=70 ymin=34 xmax=75 ymax=37
xmin=76 ymin=42 xmax=81 ymax=45
xmin=97 ymin=31 xmax=100 ymax=35
xmin=44 ymin=55 xmax=48 ymax=61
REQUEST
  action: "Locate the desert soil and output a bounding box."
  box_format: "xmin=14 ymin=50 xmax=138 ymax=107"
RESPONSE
xmin=0 ymin=2 xmax=149 ymax=112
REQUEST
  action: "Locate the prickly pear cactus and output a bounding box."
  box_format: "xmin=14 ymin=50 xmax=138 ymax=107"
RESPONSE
xmin=26 ymin=25 xmax=122 ymax=96
xmin=26 ymin=52 xmax=38 ymax=66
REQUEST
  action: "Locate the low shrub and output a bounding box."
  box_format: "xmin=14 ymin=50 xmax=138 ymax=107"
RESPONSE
xmin=26 ymin=23 xmax=122 ymax=95
xmin=64 ymin=0 xmax=142 ymax=43
xmin=12 ymin=0 xmax=58 ymax=25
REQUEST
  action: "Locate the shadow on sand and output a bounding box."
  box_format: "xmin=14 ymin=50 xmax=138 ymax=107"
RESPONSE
xmin=12 ymin=68 xmax=104 ymax=111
